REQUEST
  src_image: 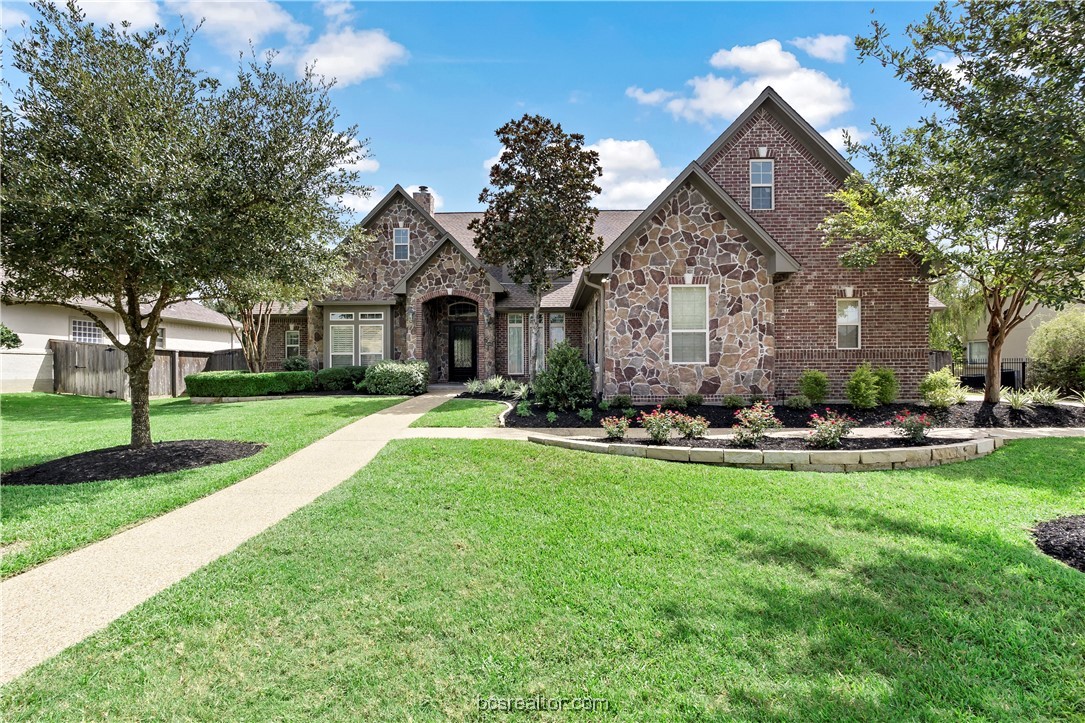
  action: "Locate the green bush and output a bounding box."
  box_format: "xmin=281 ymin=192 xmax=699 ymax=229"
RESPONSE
xmin=314 ymin=366 xmax=366 ymax=391
xmin=516 ymin=400 xmax=533 ymax=417
xmin=784 ymin=394 xmax=812 ymax=410
xmin=577 ymin=408 xmax=593 ymax=422
xmin=1027 ymin=307 xmax=1085 ymax=392
xmin=845 ymin=363 xmax=880 ymax=408
xmin=661 ymin=396 xmax=687 ymax=410
xmin=797 ymin=369 xmax=829 ymax=404
xmin=609 ymin=394 xmax=633 ymax=409
xmin=720 ymin=394 xmax=746 ymax=407
xmin=359 ymin=360 xmax=428 ymax=396
xmin=0 ymin=323 xmax=23 ymax=349
xmin=281 ymin=356 xmax=311 ymax=372
xmin=873 ymin=366 xmax=899 ymax=405
xmin=533 ymin=342 xmax=593 ymax=411
xmin=684 ymin=393 xmax=704 ymax=407
xmin=919 ymin=367 xmax=958 ymax=399
xmin=185 ymin=370 xmax=314 ymax=398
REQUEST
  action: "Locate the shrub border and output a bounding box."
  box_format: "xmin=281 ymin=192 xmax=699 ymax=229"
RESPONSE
xmin=526 ymin=434 xmax=1002 ymax=472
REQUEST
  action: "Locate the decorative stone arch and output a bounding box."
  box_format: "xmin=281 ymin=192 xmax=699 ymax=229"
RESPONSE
xmin=415 ymin=288 xmax=487 ymax=306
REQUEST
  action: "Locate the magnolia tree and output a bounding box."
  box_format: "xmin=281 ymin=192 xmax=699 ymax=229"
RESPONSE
xmin=822 ymin=0 xmax=1085 ymax=403
xmin=1 ymin=2 xmax=368 ymax=445
xmin=469 ymin=115 xmax=603 ymax=380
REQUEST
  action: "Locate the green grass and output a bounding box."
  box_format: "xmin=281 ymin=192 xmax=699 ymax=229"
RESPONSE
xmin=3 ymin=437 xmax=1083 ymax=720
xmin=408 ymin=398 xmax=507 ymax=427
xmin=0 ymin=393 xmax=404 ymax=577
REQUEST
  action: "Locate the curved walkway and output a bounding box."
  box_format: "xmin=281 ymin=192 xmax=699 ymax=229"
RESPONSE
xmin=0 ymin=389 xmax=458 ymax=684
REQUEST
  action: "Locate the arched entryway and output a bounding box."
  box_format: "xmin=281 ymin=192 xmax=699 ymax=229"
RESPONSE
xmin=421 ymin=295 xmax=480 ymax=382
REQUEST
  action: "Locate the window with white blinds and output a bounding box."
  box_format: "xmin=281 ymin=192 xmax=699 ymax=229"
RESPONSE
xmin=670 ymin=286 xmax=708 ymax=364
xmin=329 ymin=325 xmax=355 ymax=367
xmin=359 ymin=325 xmax=384 ymax=365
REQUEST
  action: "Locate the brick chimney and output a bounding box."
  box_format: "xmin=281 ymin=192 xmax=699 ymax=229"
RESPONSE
xmin=413 ymin=186 xmax=434 ymax=215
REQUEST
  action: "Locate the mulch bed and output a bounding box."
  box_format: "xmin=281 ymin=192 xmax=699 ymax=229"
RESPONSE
xmin=480 ymin=397 xmax=1085 ymax=430
xmin=1033 ymin=515 xmax=1085 ymax=573
xmin=1 ymin=440 xmax=265 ymax=486
xmin=572 ymin=436 xmax=970 ymax=451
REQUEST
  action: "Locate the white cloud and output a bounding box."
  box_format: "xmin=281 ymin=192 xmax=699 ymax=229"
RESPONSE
xmin=1 ymin=4 xmax=32 ymax=32
xmin=166 ymin=0 xmax=307 ymax=51
xmin=626 ymin=86 xmax=675 ymax=106
xmin=317 ymin=0 xmax=354 ymax=21
xmin=821 ymin=125 xmax=869 ymax=152
xmin=296 ymin=28 xmax=408 ymax=86
xmin=78 ymin=0 xmax=160 ymax=30
xmin=483 ymin=147 xmax=506 ymax=171
xmin=406 ymin=184 xmax=444 ymax=211
xmin=586 ymin=138 xmax=673 ymax=209
xmin=789 ymin=34 xmax=851 ymax=63
xmin=649 ymin=39 xmax=851 ymax=128
xmin=341 ymin=186 xmax=383 ymax=215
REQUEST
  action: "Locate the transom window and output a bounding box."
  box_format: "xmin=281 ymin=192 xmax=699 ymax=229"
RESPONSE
xmin=750 ymin=159 xmax=774 ymax=211
xmin=329 ymin=312 xmax=354 ymax=321
xmin=836 ymin=299 xmax=861 ymax=349
xmin=393 ymin=228 xmax=410 ymax=261
xmin=71 ymin=319 xmax=103 ymax=344
xmin=507 ymin=313 xmax=524 ymax=375
xmin=449 ymin=302 xmax=476 ymax=317
xmin=670 ymin=286 xmax=708 ymax=364
xmin=285 ymin=330 xmax=301 ymax=358
xmin=358 ymin=312 xmax=384 ymax=321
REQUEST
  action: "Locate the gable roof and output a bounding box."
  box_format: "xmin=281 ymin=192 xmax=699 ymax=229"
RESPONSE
xmin=696 ymin=86 xmax=856 ymax=184
xmin=392 ymin=234 xmax=505 ymax=295
xmin=587 ymin=162 xmax=801 ymax=277
xmin=358 ymin=184 xmax=455 ymax=239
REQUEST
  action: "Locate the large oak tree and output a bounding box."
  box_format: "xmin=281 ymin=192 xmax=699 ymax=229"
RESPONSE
xmin=1 ymin=2 xmax=367 ymax=445
xmin=469 ymin=115 xmax=602 ymax=380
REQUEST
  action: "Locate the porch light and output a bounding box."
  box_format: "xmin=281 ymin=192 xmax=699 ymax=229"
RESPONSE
xmin=406 ymin=306 xmax=415 ymax=325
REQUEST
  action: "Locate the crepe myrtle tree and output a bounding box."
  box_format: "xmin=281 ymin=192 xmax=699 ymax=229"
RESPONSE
xmin=821 ymin=0 xmax=1085 ymax=403
xmin=469 ymin=115 xmax=603 ymax=380
xmin=1 ymin=2 xmax=368 ymax=446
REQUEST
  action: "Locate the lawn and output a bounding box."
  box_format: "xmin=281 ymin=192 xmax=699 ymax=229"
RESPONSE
xmin=409 ymin=398 xmax=507 ymax=427
xmin=3 ymin=437 xmax=1083 ymax=720
xmin=0 ymin=393 xmax=403 ymax=577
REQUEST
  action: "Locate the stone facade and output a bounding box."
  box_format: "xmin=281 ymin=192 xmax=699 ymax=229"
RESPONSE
xmin=702 ymin=107 xmax=929 ymax=399
xmin=604 ymin=182 xmax=774 ymax=402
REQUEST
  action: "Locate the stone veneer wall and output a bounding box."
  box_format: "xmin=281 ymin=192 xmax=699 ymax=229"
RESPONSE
xmin=604 ymin=182 xmax=774 ymax=402
xmin=405 ymin=241 xmax=496 ymax=379
xmin=702 ymin=107 xmax=929 ymax=399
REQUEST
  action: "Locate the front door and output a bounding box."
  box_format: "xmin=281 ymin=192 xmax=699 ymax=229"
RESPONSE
xmin=449 ymin=322 xmax=477 ymax=381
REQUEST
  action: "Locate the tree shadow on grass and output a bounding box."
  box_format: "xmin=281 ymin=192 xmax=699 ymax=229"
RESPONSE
xmin=903 ymin=437 xmax=1085 ymax=495
xmin=720 ymin=506 xmax=1085 ymax=720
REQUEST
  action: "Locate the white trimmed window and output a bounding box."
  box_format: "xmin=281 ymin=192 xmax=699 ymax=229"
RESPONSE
xmin=507 ymin=313 xmax=524 ymax=375
xmin=750 ymin=159 xmax=774 ymax=210
xmin=359 ymin=324 xmax=384 ymax=366
xmin=548 ymin=313 xmax=565 ymax=348
xmin=329 ymin=312 xmax=354 ymax=321
xmin=71 ymin=319 xmax=103 ymax=344
xmin=358 ymin=312 xmax=384 ymax=321
xmin=285 ymin=330 xmax=301 ymax=358
xmin=156 ymin=328 xmax=166 ymax=349
xmin=967 ymin=340 xmax=988 ymax=363
xmin=393 ymin=228 xmax=410 ymax=261
xmin=329 ymin=325 xmax=355 ymax=367
xmin=670 ymin=286 xmax=708 ymax=364
xmin=836 ymin=299 xmax=861 ymax=349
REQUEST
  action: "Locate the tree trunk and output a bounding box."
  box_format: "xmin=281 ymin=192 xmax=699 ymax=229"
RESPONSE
xmin=528 ymin=292 xmax=543 ymax=382
xmin=126 ymin=345 xmax=155 ymax=448
xmin=983 ymin=319 xmax=1005 ymax=404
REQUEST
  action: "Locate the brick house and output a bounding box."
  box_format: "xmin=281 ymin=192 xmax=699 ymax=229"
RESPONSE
xmin=268 ymin=87 xmax=932 ymax=401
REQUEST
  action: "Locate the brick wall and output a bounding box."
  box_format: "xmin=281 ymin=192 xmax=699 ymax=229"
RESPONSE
xmin=265 ymin=316 xmax=309 ymax=370
xmin=495 ymin=310 xmax=582 ymax=379
xmin=702 ymin=108 xmax=929 ymax=399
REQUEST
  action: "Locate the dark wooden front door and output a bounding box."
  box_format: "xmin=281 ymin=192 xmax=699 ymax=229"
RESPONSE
xmin=449 ymin=322 xmax=477 ymax=381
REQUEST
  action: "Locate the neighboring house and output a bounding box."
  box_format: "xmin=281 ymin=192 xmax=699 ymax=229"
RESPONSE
xmin=267 ymin=87 xmax=932 ymax=402
xmin=962 ymin=303 xmax=1085 ymax=364
xmin=0 ymin=300 xmax=238 ymax=393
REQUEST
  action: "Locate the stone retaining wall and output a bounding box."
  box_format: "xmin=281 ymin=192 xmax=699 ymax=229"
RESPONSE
xmin=527 ymin=434 xmax=1001 ymax=472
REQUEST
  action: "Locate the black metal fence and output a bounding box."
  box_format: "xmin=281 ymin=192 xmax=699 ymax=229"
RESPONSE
xmin=951 ymin=357 xmax=1031 ymax=390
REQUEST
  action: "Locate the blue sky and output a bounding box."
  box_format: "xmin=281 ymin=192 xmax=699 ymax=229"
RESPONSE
xmin=2 ymin=1 xmax=940 ymax=214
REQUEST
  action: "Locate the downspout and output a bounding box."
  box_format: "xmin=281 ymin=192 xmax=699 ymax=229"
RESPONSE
xmin=582 ymin=275 xmax=608 ymax=397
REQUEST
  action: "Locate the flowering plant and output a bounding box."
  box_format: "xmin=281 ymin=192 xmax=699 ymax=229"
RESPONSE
xmin=731 ymin=401 xmax=782 ymax=448
xmin=806 ymin=408 xmax=857 ymax=449
xmin=672 ymin=412 xmax=710 ymax=440
xmin=639 ymin=406 xmax=676 ymax=444
xmin=885 ymin=409 xmax=934 ymax=443
xmin=601 ymin=415 xmax=631 ymax=440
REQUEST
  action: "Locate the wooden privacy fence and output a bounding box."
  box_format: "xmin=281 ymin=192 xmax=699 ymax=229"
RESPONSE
xmin=49 ymin=340 xmax=245 ymax=400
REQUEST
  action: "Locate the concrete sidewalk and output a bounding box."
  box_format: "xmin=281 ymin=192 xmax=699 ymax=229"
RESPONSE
xmin=0 ymin=389 xmax=458 ymax=684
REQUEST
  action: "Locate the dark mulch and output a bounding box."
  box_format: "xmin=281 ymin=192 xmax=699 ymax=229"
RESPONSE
xmin=1033 ymin=515 xmax=1085 ymax=573
xmin=491 ymin=398 xmax=1085 ymax=430
xmin=1 ymin=440 xmax=265 ymax=486
xmin=573 ymin=436 xmax=970 ymax=451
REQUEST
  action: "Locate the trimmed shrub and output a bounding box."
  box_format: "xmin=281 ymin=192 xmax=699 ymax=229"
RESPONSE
xmin=784 ymin=394 xmax=812 ymax=410
xmin=672 ymin=413 xmax=710 ymax=439
xmin=1027 ymin=307 xmax=1085 ymax=392
xmin=639 ymin=407 xmax=676 ymax=444
xmin=661 ymin=396 xmax=687 ymax=410
xmin=720 ymin=394 xmax=746 ymax=407
xmin=359 ymin=360 xmax=428 ymax=396
xmin=797 ymin=369 xmax=830 ymax=404
xmin=873 ymin=366 xmax=899 ymax=405
xmin=281 ymin=356 xmax=311 ymax=372
xmin=185 ymin=370 xmax=314 ymax=398
xmin=919 ymin=368 xmax=968 ymax=408
xmin=314 ymin=366 xmax=366 ymax=392
xmin=845 ymin=363 xmax=880 ymax=408
xmin=609 ymin=394 xmax=633 ymax=409
xmin=684 ymin=393 xmax=704 ymax=407
xmin=533 ymin=342 xmax=593 ymax=411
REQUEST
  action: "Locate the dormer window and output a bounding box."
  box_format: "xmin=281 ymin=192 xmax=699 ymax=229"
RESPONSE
xmin=393 ymin=228 xmax=410 ymax=260
xmin=750 ymin=159 xmax=774 ymax=210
